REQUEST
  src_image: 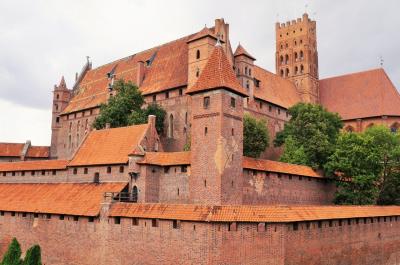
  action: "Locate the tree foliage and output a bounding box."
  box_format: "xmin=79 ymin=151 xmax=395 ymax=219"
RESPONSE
xmin=243 ymin=114 xmax=269 ymax=158
xmin=1 ymin=238 xmax=22 ymax=265
xmin=325 ymin=126 xmax=400 ymax=205
xmin=93 ymin=79 xmax=166 ymax=134
xmin=22 ymin=245 xmax=41 ymax=265
xmin=275 ymin=103 xmax=343 ymax=169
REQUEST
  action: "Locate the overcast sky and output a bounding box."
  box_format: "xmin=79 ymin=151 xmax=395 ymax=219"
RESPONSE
xmin=1 ymin=0 xmax=399 ymax=146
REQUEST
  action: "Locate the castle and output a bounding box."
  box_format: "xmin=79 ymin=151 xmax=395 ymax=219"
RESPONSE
xmin=0 ymin=14 xmax=399 ymax=264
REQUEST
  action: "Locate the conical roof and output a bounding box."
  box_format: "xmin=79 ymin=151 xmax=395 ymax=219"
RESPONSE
xmin=234 ymin=44 xmax=256 ymax=60
xmin=186 ymin=46 xmax=248 ymax=97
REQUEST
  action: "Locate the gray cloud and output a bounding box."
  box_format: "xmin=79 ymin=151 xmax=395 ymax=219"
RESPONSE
xmin=0 ymin=0 xmax=399 ymax=144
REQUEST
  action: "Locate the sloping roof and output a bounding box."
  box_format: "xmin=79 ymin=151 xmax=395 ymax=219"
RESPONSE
xmin=26 ymin=146 xmax=50 ymax=158
xmin=186 ymin=46 xmax=248 ymax=96
xmin=233 ymin=44 xmax=256 ymax=60
xmin=138 ymin=152 xmax=190 ymax=166
xmin=62 ymin=33 xmax=199 ymax=114
xmin=187 ymin=27 xmax=218 ymax=43
xmin=243 ymin=156 xmax=322 ymax=178
xmin=319 ymin=68 xmax=400 ymax=120
xmin=0 ymin=183 xmax=127 ymax=216
xmin=0 ymin=160 xmax=68 ymax=172
xmin=110 ymin=203 xmax=400 ymax=222
xmin=69 ymin=124 xmax=148 ymax=166
xmin=0 ymin=143 xmax=24 ymax=157
xmin=252 ymin=66 xmax=302 ymax=109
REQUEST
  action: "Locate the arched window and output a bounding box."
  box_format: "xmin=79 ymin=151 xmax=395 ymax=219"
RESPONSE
xmin=300 ymin=50 xmax=304 ymax=59
xmin=285 ymin=68 xmax=290 ymax=77
xmin=56 ymin=94 xmax=59 ymax=100
xmin=68 ymin=135 xmax=72 ymax=149
xmin=196 ymin=68 xmax=200 ymax=77
xmin=280 ymin=69 xmax=284 ymax=77
xmin=390 ymin=123 xmax=399 ymax=133
xmin=285 ymin=54 xmax=289 ymax=64
xmin=295 ymin=66 xmax=298 ymax=75
xmin=249 ymin=68 xmax=252 ymax=76
xmin=294 ymin=52 xmax=298 ymax=61
xmin=196 ymin=50 xmax=200 ymax=59
xmin=245 ymin=67 xmax=248 ymax=75
xmin=132 ymin=186 xmax=138 ymax=203
xmin=168 ymin=114 xmax=174 ymax=138
xmin=246 ymin=80 xmax=250 ymax=89
xmin=185 ymin=112 xmax=188 ymax=125
xmin=300 ymin=65 xmax=304 ymax=74
xmin=55 ymin=104 xmax=58 ymax=111
xmin=280 ymin=55 xmax=284 ymax=65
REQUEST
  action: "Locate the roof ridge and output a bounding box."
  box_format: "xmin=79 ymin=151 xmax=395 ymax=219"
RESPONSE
xmin=320 ymin=68 xmax=384 ymax=82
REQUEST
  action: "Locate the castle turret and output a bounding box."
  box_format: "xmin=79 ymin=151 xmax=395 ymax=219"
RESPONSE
xmin=186 ymin=44 xmax=248 ymax=205
xmin=234 ymin=44 xmax=256 ymax=102
xmin=276 ymin=13 xmax=319 ymax=103
xmin=50 ymin=76 xmax=71 ymax=158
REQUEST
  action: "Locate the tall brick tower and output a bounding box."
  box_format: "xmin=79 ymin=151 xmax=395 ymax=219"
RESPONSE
xmin=186 ymin=44 xmax=248 ymax=205
xmin=276 ymin=13 xmax=319 ymax=103
xmin=234 ymin=44 xmax=256 ymax=101
xmin=50 ymin=76 xmax=71 ymax=158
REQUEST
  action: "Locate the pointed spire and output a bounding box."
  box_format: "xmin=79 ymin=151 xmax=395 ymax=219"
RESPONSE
xmin=186 ymin=46 xmax=248 ymax=97
xmin=56 ymin=76 xmax=67 ymax=90
xmin=234 ymin=44 xmax=256 ymax=60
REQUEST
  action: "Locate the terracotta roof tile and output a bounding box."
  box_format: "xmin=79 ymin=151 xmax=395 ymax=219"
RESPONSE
xmin=0 ymin=160 xmax=68 ymax=172
xmin=138 ymin=152 xmax=190 ymax=166
xmin=233 ymin=44 xmax=255 ymax=60
xmin=0 ymin=183 xmax=127 ymax=216
xmin=0 ymin=143 xmax=24 ymax=157
xmin=252 ymin=66 xmax=302 ymax=109
xmin=69 ymin=124 xmax=148 ymax=166
xmin=186 ymin=46 xmax=248 ymax=96
xmin=320 ymin=68 xmax=400 ymax=120
xmin=187 ymin=27 xmax=218 ymax=43
xmin=243 ymin=156 xmax=322 ymax=178
xmin=110 ymin=203 xmax=400 ymax=223
xmin=26 ymin=146 xmax=50 ymax=158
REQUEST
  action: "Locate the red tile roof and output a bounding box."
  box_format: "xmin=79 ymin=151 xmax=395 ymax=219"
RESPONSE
xmin=243 ymin=156 xmax=322 ymax=178
xmin=0 ymin=183 xmax=127 ymax=216
xmin=62 ymin=33 xmax=197 ymax=114
xmin=233 ymin=44 xmax=256 ymax=60
xmin=187 ymin=27 xmax=218 ymax=43
xmin=0 ymin=160 xmax=68 ymax=172
xmin=138 ymin=152 xmax=190 ymax=166
xmin=186 ymin=45 xmax=248 ymax=96
xmin=0 ymin=143 xmax=24 ymax=157
xmin=26 ymin=146 xmax=50 ymax=158
xmin=110 ymin=203 xmax=400 ymax=223
xmin=69 ymin=124 xmax=148 ymax=166
xmin=252 ymin=66 xmax=302 ymax=109
xmin=320 ymin=68 xmax=400 ymax=120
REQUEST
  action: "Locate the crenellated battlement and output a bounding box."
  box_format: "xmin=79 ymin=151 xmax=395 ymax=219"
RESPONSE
xmin=275 ymin=13 xmax=313 ymax=29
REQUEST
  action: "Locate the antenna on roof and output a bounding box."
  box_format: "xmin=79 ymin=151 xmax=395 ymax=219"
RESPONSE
xmin=379 ymin=55 xmax=384 ymax=67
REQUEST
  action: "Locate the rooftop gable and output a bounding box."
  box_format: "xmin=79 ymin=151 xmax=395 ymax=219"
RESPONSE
xmin=319 ymin=68 xmax=400 ymax=120
xmin=0 ymin=183 xmax=127 ymax=216
xmin=69 ymin=124 xmax=149 ymax=166
xmin=186 ymin=45 xmax=248 ymax=96
xmin=233 ymin=44 xmax=256 ymax=60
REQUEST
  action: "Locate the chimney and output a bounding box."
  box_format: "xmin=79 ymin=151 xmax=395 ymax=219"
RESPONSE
xmin=136 ymin=61 xmax=145 ymax=87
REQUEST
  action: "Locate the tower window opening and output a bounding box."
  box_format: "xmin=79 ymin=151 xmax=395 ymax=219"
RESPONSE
xmin=280 ymin=70 xmax=284 ymax=77
xmin=204 ymin=127 xmax=208 ymax=135
xmin=231 ymin=128 xmax=234 ymax=136
xmin=204 ymin=179 xmax=207 ymax=187
xmin=295 ymin=66 xmax=298 ymax=75
xmin=153 ymin=94 xmax=156 ymax=102
xmin=196 ymin=68 xmax=200 ymax=77
xmin=295 ymin=52 xmax=298 ymax=61
xmin=179 ymin=88 xmax=183 ymax=96
xmin=285 ymin=54 xmax=289 ymax=64
xmin=203 ymin=96 xmax=210 ymax=109
xmin=285 ymin=68 xmax=290 ymax=77
xmin=230 ymin=97 xmax=236 ymax=108
xmin=245 ymin=67 xmax=248 ymax=75
xmin=280 ymin=55 xmax=284 ymax=65
xmin=300 ymin=50 xmax=304 ymax=59
xmin=196 ymin=49 xmax=200 ymax=59
xmin=249 ymin=68 xmax=252 ymax=76
xmin=107 ymin=166 xmax=112 ymax=174
xmin=56 ymin=94 xmax=59 ymax=100
xmin=300 ymin=65 xmax=304 ymax=74
xmin=56 ymin=117 xmax=60 ymax=123
xmin=246 ymin=80 xmax=250 ymax=89
xmin=165 ymin=91 xmax=169 ymax=99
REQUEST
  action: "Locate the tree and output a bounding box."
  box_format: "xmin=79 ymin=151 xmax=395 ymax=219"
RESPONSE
xmin=22 ymin=245 xmax=41 ymax=265
xmin=243 ymin=114 xmax=269 ymax=158
xmin=275 ymin=103 xmax=343 ymax=169
xmin=325 ymin=126 xmax=400 ymax=205
xmin=127 ymin=103 xmax=166 ymax=135
xmin=1 ymin=238 xmax=22 ymax=265
xmin=93 ymin=79 xmax=166 ymax=134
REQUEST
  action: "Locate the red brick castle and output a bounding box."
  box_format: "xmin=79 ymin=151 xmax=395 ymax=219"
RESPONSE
xmin=0 ymin=14 xmax=399 ymax=265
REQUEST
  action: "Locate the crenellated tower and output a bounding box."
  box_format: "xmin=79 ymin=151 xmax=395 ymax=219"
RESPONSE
xmin=276 ymin=13 xmax=319 ymax=103
xmin=50 ymin=76 xmax=71 ymax=158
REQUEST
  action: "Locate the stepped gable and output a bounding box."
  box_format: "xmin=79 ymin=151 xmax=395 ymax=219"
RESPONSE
xmin=138 ymin=152 xmax=190 ymax=166
xmin=110 ymin=203 xmax=400 ymax=223
xmin=62 ymin=32 xmax=200 ymax=114
xmin=320 ymin=68 xmax=400 ymax=120
xmin=0 ymin=183 xmax=127 ymax=216
xmin=186 ymin=45 xmax=248 ymax=96
xmin=0 ymin=160 xmax=68 ymax=172
xmin=243 ymin=156 xmax=322 ymax=178
xmin=0 ymin=143 xmax=24 ymax=157
xmin=69 ymin=124 xmax=148 ymax=166
xmin=252 ymin=66 xmax=302 ymax=109
xmin=233 ymin=44 xmax=256 ymax=60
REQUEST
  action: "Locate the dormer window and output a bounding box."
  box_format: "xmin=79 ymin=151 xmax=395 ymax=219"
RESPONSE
xmin=196 ymin=50 xmax=200 ymax=59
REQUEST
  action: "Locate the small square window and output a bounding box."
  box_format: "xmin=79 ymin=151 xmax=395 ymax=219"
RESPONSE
xmin=179 ymin=89 xmax=183 ymax=96
xmin=203 ymin=96 xmax=210 ymax=109
xmin=230 ymin=97 xmax=236 ymax=108
xmin=21 ymin=172 xmax=25 ymax=176
xmin=88 ymin=217 xmax=94 ymax=222
xmin=52 ymin=170 xmax=56 ymax=175
xmin=119 ymin=166 xmax=124 ymax=173
xmin=132 ymin=218 xmax=139 ymax=226
xmin=107 ymin=167 xmax=112 ymax=174
xmin=152 ymin=95 xmax=156 ymax=102
xmin=114 ymin=217 xmax=121 ymax=224
xmin=12 ymin=172 xmax=15 ymax=176
xmin=172 ymin=220 xmax=179 ymax=229
xmin=164 ymin=167 xmax=170 ymax=174
xmin=73 ymin=216 xmax=79 ymax=222
xmin=73 ymin=168 xmax=77 ymax=175
xmin=31 ymin=171 xmax=35 ymax=176
xmin=181 ymin=166 xmax=187 ymax=173
xmin=59 ymin=215 xmax=65 ymax=220
xmin=2 ymin=172 xmax=5 ymax=176
xmin=41 ymin=170 xmax=45 ymax=176
xmin=84 ymin=168 xmax=88 ymax=174
xmin=152 ymin=219 xmax=158 ymax=227
xmin=165 ymin=91 xmax=169 ymax=99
